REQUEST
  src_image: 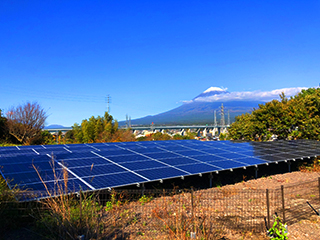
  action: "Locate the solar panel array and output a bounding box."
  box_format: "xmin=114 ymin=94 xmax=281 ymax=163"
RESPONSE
xmin=0 ymin=139 xmax=319 ymax=200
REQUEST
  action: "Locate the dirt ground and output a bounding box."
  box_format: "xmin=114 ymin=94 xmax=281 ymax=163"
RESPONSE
xmin=218 ymin=171 xmax=320 ymax=240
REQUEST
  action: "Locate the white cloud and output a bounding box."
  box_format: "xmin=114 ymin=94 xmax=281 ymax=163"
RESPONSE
xmin=192 ymin=87 xmax=308 ymax=103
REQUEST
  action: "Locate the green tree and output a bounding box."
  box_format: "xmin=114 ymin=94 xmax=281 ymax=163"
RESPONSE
xmin=67 ymin=112 xmax=120 ymax=143
xmin=152 ymin=132 xmax=172 ymax=141
xmin=228 ymin=87 xmax=320 ymax=141
xmin=72 ymin=123 xmax=83 ymax=143
xmin=94 ymin=116 xmax=104 ymax=141
xmin=81 ymin=116 xmax=97 ymax=143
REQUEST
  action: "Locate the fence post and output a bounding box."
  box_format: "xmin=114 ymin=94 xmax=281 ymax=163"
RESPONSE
xmin=266 ymin=189 xmax=270 ymax=229
xmin=318 ymin=177 xmax=320 ymax=201
xmin=281 ymin=185 xmax=286 ymax=223
xmin=191 ymin=188 xmax=195 ymax=232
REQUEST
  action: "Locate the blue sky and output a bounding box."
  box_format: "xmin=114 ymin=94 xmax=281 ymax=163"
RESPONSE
xmin=1 ymin=0 xmax=320 ymax=126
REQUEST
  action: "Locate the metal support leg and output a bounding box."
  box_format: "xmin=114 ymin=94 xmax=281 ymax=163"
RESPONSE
xmin=141 ymin=183 xmax=145 ymax=195
xmin=209 ymin=172 xmax=213 ymax=188
xmin=288 ymin=161 xmax=291 ymax=173
xmin=255 ymin=166 xmax=258 ymax=179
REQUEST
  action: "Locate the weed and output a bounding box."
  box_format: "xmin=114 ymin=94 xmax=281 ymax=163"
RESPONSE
xmin=139 ymin=194 xmax=153 ymax=205
xmin=242 ymin=175 xmax=247 ymax=182
xmin=267 ymin=215 xmax=288 ymax=240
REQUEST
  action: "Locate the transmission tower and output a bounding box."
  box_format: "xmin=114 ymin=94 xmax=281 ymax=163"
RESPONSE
xmin=106 ymin=95 xmax=111 ymax=113
xmin=220 ymin=103 xmax=225 ymax=126
xmin=126 ymin=114 xmax=128 ymax=129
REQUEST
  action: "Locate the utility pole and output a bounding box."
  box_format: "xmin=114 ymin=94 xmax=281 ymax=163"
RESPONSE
xmin=214 ymin=110 xmax=217 ymax=126
xmin=227 ymin=109 xmax=230 ymax=126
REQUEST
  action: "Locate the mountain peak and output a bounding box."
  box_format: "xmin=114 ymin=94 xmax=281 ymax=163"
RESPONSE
xmin=193 ymin=86 xmax=229 ymax=100
xmin=203 ymin=87 xmax=227 ymax=93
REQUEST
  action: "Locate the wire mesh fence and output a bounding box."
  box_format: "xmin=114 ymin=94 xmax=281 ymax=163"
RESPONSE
xmin=95 ymin=178 xmax=320 ymax=236
xmin=2 ymin=177 xmax=320 ymax=238
xmin=282 ymin=178 xmax=320 ymax=225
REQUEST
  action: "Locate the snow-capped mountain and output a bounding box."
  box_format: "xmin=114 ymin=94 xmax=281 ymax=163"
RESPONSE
xmin=118 ymin=86 xmax=306 ymax=126
xmin=192 ymin=87 xmax=229 ymax=100
xmin=120 ymin=87 xmax=262 ymax=126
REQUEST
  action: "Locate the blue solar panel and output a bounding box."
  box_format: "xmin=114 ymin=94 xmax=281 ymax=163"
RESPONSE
xmin=210 ymin=160 xmax=247 ymax=169
xmin=82 ymin=172 xmax=146 ymax=189
xmin=69 ymin=164 xmax=126 ymax=177
xmin=234 ymin=157 xmax=267 ymax=165
xmin=214 ymin=152 xmax=252 ymax=159
xmin=143 ymin=152 xmax=181 ymax=159
xmin=27 ymin=178 xmax=91 ymax=195
xmin=191 ymin=155 xmax=226 ymax=162
xmin=1 ymin=139 xmax=319 ymax=201
xmin=200 ymin=149 xmax=231 ymax=154
xmin=1 ymin=161 xmax=54 ymax=174
xmin=176 ymin=163 xmax=220 ymax=174
xmin=158 ymin=157 xmax=198 ymax=165
xmin=6 ymin=169 xmax=60 ymax=184
xmin=59 ymin=157 xmax=109 ymax=167
xmin=136 ymin=167 xmax=188 ymax=180
xmin=171 ymin=150 xmax=205 ymax=156
xmin=160 ymin=146 xmax=189 ymax=151
xmin=97 ymin=149 xmax=136 ymax=157
xmin=130 ymin=148 xmax=166 ymax=154
xmin=120 ymin=160 xmax=167 ymax=171
xmin=106 ymin=154 xmax=150 ymax=163
xmin=55 ymin=152 xmax=97 ymax=160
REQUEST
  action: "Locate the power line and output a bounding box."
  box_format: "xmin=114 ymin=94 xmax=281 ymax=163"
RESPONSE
xmin=2 ymin=85 xmax=105 ymax=103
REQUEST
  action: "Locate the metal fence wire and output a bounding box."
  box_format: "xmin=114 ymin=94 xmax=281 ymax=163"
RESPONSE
xmin=97 ymin=177 xmax=320 ymax=235
xmin=3 ymin=177 xmax=320 ymax=237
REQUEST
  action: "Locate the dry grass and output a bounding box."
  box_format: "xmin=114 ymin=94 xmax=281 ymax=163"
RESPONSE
xmin=32 ymin=158 xmax=107 ymax=239
xmin=300 ymin=158 xmax=320 ymax=172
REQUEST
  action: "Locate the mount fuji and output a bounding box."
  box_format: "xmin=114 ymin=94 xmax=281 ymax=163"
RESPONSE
xmin=121 ymin=87 xmax=263 ymax=126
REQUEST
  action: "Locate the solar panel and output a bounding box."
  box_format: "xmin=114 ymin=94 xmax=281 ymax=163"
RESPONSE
xmin=135 ymin=167 xmax=188 ymax=181
xmin=176 ymin=163 xmax=220 ymax=174
xmin=158 ymin=157 xmax=199 ymax=165
xmin=1 ymin=139 xmax=319 ymax=201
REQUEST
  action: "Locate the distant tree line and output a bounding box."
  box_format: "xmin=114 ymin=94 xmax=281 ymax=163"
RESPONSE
xmin=65 ymin=112 xmax=135 ymax=143
xmin=228 ymin=87 xmax=320 ymax=141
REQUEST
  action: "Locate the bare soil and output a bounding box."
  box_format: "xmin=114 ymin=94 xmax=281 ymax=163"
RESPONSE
xmin=131 ymin=171 xmax=320 ymax=239
xmin=211 ymin=171 xmax=320 ymax=240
